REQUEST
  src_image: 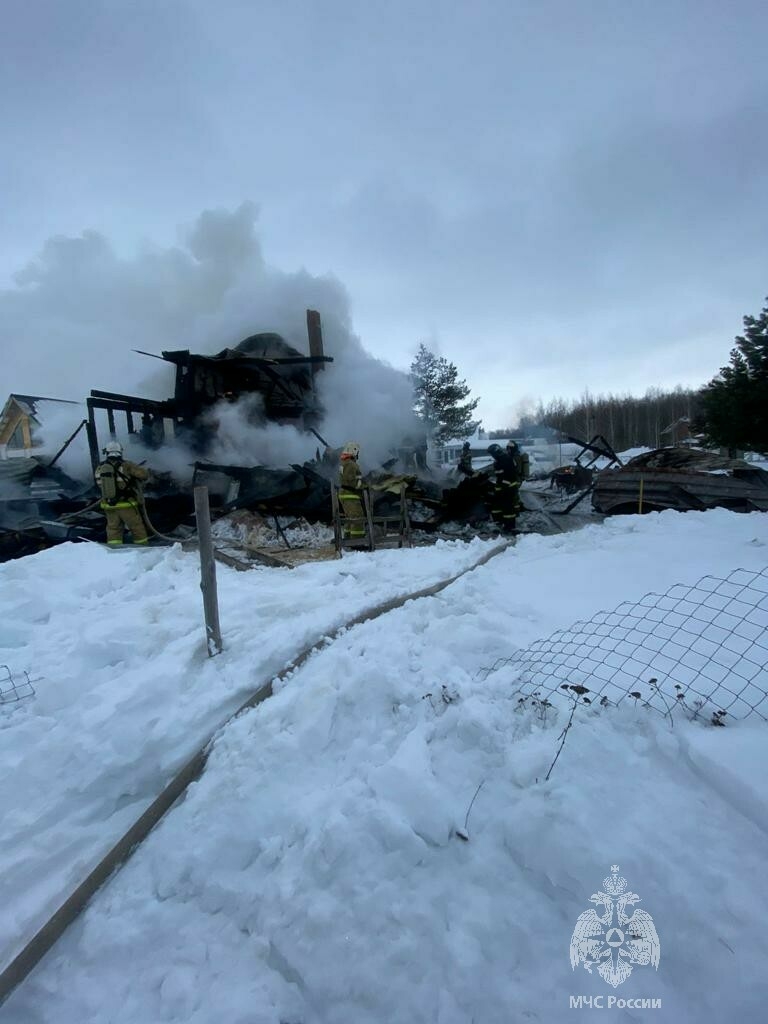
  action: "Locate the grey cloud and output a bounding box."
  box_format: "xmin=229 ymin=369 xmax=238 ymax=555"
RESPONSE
xmin=3 ymin=0 xmax=768 ymax=428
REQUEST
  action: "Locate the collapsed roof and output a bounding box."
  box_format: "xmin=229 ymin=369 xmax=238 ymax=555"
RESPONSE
xmin=85 ymin=310 xmax=332 ymax=467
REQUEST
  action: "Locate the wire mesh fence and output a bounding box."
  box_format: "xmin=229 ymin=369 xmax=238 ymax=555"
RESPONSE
xmin=482 ymin=566 xmax=768 ymax=723
xmin=0 ymin=665 xmax=36 ymax=705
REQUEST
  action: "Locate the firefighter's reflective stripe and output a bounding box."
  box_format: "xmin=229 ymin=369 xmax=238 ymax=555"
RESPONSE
xmin=339 ymin=490 xmax=366 ymax=537
xmin=100 ymin=500 xmax=138 ymax=509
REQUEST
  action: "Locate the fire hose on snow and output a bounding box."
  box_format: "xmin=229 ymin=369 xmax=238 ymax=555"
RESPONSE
xmin=0 ymin=538 xmax=514 ymax=1010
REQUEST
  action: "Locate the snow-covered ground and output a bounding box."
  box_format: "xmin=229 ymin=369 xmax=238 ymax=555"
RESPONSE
xmin=2 ymin=509 xmax=768 ymax=1023
xmin=0 ymin=538 xmax=494 ymax=970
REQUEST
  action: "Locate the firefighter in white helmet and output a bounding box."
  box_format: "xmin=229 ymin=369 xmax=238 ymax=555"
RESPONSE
xmin=338 ymin=442 xmax=365 ymax=540
xmin=94 ymin=441 xmax=151 ymax=545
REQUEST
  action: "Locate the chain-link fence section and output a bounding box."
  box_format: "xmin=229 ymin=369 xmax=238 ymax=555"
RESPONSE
xmin=0 ymin=666 xmax=36 ymax=705
xmin=482 ymin=566 xmax=768 ymax=722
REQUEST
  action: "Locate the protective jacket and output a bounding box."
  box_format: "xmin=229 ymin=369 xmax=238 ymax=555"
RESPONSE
xmin=339 ymin=456 xmax=365 ymax=539
xmin=95 ymin=459 xmax=150 ymax=545
xmin=494 ymin=450 xmax=527 ymax=484
xmin=95 ymin=459 xmax=149 ymax=507
xmin=340 ymin=458 xmax=362 ymax=491
xmin=488 ymin=451 xmax=525 ymax=533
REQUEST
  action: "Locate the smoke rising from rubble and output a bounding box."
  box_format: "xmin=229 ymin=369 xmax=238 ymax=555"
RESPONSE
xmin=3 ymin=203 xmax=422 ymax=479
xmin=32 ymin=403 xmax=92 ymax=484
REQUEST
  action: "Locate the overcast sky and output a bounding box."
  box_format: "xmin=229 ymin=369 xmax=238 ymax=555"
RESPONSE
xmin=3 ymin=0 xmax=767 ymax=428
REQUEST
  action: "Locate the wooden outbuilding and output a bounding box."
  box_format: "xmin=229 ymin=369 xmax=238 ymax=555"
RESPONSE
xmin=0 ymin=395 xmax=79 ymax=459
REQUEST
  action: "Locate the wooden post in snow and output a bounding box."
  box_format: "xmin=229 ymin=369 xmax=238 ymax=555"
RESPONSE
xmin=193 ymin=486 xmax=223 ymax=656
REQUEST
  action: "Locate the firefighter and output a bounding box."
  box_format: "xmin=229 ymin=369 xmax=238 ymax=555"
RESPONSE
xmin=506 ymin=439 xmax=530 ymax=481
xmin=486 ymin=442 xmax=527 ymax=533
xmin=94 ymin=441 xmax=151 ymax=545
xmin=338 ymin=441 xmax=366 ymax=540
xmin=457 ymin=441 xmax=474 ymax=477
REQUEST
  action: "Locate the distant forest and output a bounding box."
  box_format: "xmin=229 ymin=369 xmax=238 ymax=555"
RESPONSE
xmin=490 ymin=387 xmax=702 ymax=452
xmin=486 ymin=296 xmax=767 ymax=454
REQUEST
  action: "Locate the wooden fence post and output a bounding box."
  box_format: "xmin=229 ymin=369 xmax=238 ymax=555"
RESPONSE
xmin=193 ymin=486 xmax=223 ymax=655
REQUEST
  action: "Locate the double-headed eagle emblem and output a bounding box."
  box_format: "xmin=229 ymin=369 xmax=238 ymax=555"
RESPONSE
xmin=570 ymin=865 xmax=660 ymax=988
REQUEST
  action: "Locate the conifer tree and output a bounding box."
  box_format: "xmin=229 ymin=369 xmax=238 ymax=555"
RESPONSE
xmin=410 ymin=344 xmax=480 ymax=443
xmin=699 ymin=298 xmax=768 ymax=453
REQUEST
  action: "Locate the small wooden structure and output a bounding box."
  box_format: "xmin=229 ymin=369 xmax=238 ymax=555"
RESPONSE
xmin=0 ymin=395 xmax=79 ymax=459
xmin=593 ymin=448 xmax=768 ymax=514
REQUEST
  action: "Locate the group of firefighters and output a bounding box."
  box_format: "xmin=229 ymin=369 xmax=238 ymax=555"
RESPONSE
xmin=459 ymin=439 xmax=530 ymax=533
xmin=93 ymin=437 xmax=529 ymax=546
xmin=335 ymin=437 xmax=529 ymax=541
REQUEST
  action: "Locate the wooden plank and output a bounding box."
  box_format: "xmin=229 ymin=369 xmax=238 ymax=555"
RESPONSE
xmin=363 ymin=488 xmax=376 ymax=551
xmin=330 ymin=484 xmax=342 ymax=555
xmin=401 ymin=482 xmax=413 ymax=548
xmin=193 ymin=487 xmax=223 ymax=655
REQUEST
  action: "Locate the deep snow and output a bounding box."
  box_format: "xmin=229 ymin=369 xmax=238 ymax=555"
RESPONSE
xmin=2 ymin=509 xmax=768 ymax=1023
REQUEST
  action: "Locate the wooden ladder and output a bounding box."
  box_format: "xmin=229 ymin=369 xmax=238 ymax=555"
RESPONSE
xmin=331 ymin=483 xmax=412 ymax=555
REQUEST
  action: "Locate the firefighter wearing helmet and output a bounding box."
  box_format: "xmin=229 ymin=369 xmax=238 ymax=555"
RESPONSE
xmin=338 ymin=442 xmax=365 ymax=540
xmin=457 ymin=441 xmax=474 ymax=477
xmin=486 ymin=440 xmax=529 ymax=533
xmin=94 ymin=441 xmax=151 ymax=545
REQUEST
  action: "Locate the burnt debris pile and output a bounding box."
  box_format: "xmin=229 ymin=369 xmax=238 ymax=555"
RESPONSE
xmin=593 ymin=448 xmax=768 ymax=515
xmin=3 ymin=311 xmax=765 ymax=562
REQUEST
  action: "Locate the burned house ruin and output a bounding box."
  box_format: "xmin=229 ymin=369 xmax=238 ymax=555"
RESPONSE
xmin=85 ymin=309 xmax=332 ymax=468
xmin=3 ymin=305 xmax=766 ymax=564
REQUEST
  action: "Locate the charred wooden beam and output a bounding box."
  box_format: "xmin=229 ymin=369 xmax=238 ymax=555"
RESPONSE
xmin=565 ymin=434 xmax=623 ymax=467
xmin=307 ymin=309 xmax=325 ymax=377
xmin=90 ymin=390 xmax=176 ymax=415
xmin=86 ymin=399 xmax=99 ymax=471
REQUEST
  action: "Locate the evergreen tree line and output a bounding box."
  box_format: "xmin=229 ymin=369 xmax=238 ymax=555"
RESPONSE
xmin=494 ymin=386 xmax=702 ymax=452
xmin=412 ymin=296 xmax=768 ymax=454
xmin=525 ymin=296 xmax=768 ymax=454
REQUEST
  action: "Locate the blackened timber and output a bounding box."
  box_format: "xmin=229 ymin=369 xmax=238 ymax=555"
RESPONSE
xmin=159 ymin=352 xmax=331 ymax=372
xmin=47 ymin=419 xmax=87 ymax=470
xmin=89 ymin=391 xmax=177 ymax=416
xmin=565 ymin=434 xmax=623 ymax=467
xmin=87 ymin=392 xmax=178 ymax=468
xmin=131 ymin=349 xmax=168 ymax=361
xmin=307 ymin=309 xmax=325 ymax=376
xmin=86 ymin=400 xmax=99 ymax=471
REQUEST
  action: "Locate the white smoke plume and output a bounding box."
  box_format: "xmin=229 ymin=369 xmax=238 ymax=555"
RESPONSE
xmin=2 ymin=203 xmax=422 ymax=481
xmin=28 ymin=402 xmax=92 ymax=484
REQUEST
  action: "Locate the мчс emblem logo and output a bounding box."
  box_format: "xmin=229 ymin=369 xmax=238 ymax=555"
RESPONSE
xmin=570 ymin=865 xmax=661 ymax=988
